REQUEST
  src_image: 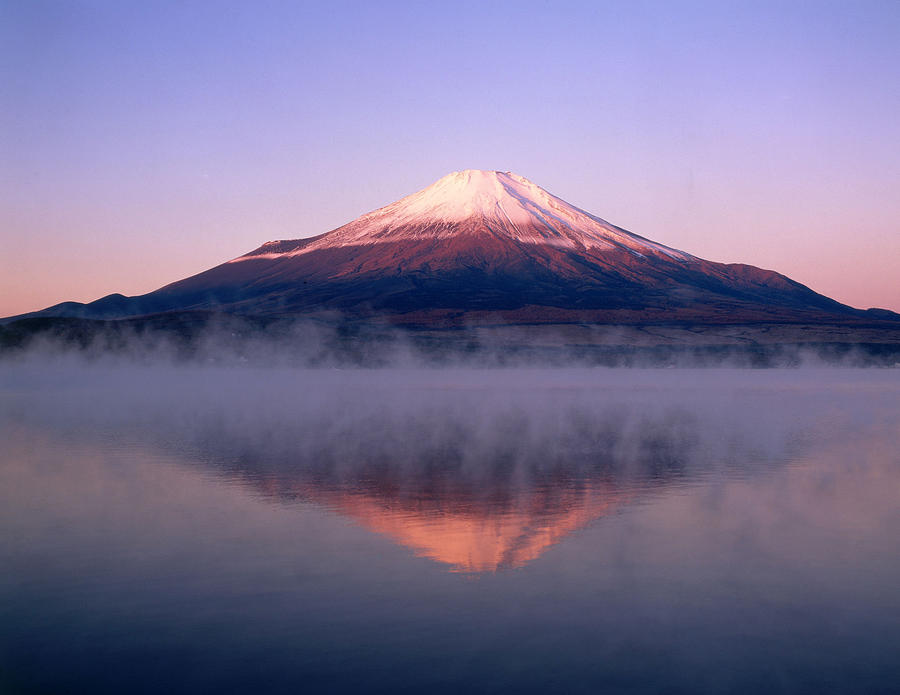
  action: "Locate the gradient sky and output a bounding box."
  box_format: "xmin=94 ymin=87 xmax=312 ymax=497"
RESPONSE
xmin=2 ymin=0 xmax=899 ymax=316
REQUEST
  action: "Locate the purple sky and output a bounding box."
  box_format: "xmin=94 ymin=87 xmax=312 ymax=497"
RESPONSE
xmin=2 ymin=0 xmax=899 ymax=316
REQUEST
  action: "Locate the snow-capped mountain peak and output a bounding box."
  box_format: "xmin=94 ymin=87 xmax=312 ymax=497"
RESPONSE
xmin=18 ymin=169 xmax=883 ymax=328
xmin=235 ymin=170 xmax=691 ymax=261
xmin=374 ymin=169 xmax=560 ymax=225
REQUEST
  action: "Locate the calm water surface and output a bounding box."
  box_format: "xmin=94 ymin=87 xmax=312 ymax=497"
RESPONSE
xmin=1 ymin=366 xmax=899 ymax=694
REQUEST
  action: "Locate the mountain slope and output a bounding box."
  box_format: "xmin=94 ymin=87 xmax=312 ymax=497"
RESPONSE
xmin=7 ymin=170 xmax=898 ymax=327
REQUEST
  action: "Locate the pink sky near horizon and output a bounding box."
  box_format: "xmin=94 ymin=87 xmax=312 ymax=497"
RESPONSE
xmin=2 ymin=1 xmax=899 ymax=317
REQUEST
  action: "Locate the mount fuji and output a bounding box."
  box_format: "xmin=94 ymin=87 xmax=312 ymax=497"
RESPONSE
xmin=7 ymin=170 xmax=898 ymax=328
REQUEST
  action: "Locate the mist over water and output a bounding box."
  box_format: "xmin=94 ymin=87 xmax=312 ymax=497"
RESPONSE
xmin=5 ymin=314 xmax=900 ymax=368
xmin=2 ymin=363 xmax=900 ymax=693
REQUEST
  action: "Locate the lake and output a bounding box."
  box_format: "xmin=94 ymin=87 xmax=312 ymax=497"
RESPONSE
xmin=1 ymin=365 xmax=899 ymax=694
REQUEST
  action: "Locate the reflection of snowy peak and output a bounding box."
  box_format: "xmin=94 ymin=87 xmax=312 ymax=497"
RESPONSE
xmin=236 ymin=169 xmax=691 ymax=261
xmin=271 ymin=478 xmax=630 ymax=573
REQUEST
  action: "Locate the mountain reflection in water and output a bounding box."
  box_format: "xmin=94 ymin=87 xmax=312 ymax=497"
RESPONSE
xmin=248 ymin=473 xmax=633 ymax=572
xmin=3 ymin=366 xmax=900 ymax=695
xmin=4 ymin=366 xmax=733 ymax=573
xmin=156 ymin=370 xmax=710 ymax=572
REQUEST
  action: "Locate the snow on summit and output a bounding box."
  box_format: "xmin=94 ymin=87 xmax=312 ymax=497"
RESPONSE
xmin=235 ymin=170 xmax=691 ymax=261
xmin=374 ymin=169 xmax=566 ymax=225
